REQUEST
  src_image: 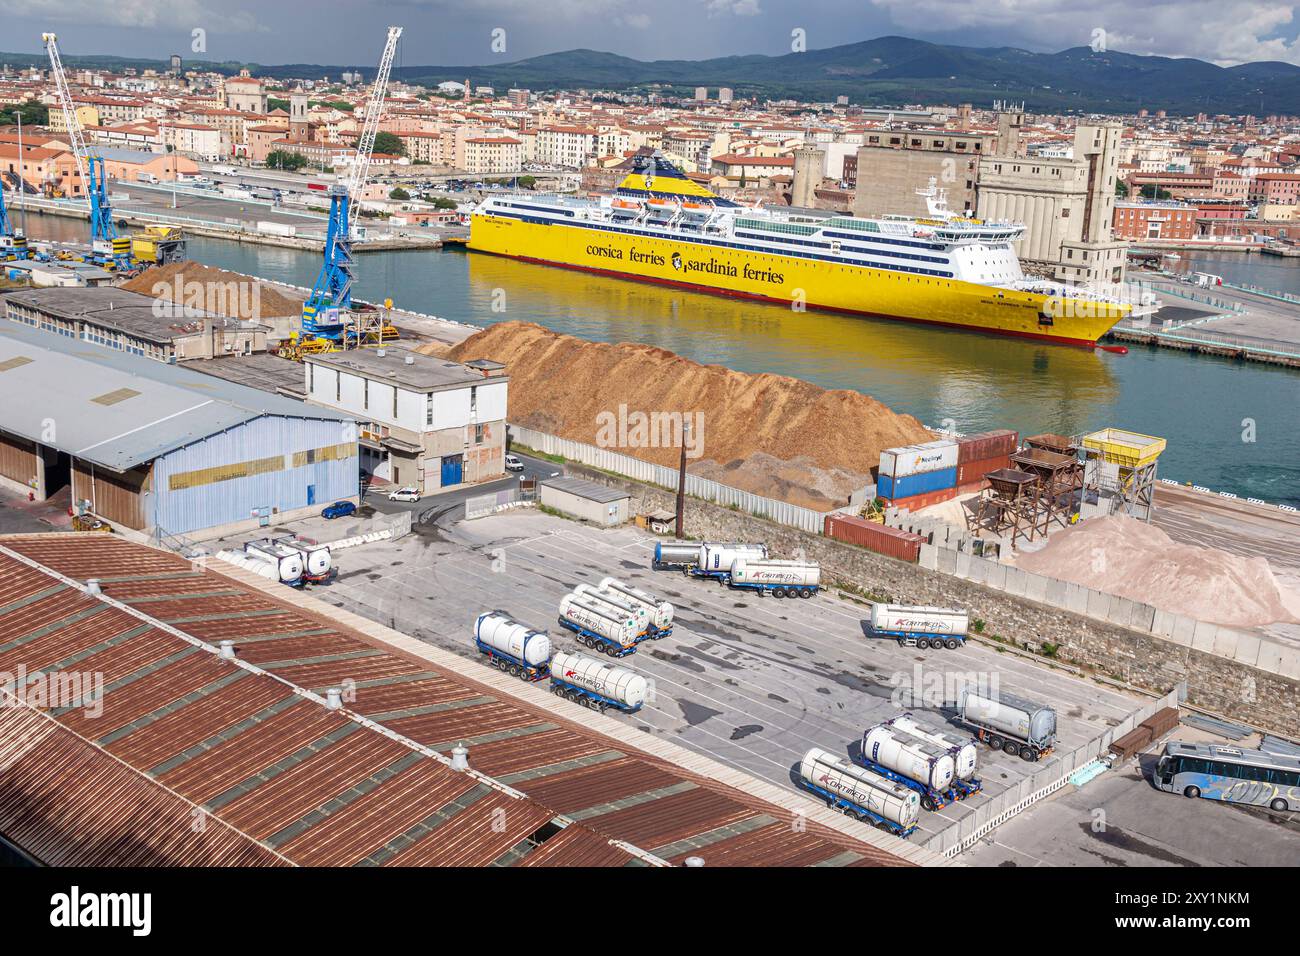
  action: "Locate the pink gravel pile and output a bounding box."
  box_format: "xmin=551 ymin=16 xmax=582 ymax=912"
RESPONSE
xmin=1017 ymin=515 xmax=1300 ymax=628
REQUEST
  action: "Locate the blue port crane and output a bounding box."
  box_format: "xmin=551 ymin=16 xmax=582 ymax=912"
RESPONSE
xmin=42 ymin=32 xmax=131 ymax=268
xmin=302 ymin=26 xmax=402 ymax=342
xmin=0 ymin=175 xmax=28 ymax=260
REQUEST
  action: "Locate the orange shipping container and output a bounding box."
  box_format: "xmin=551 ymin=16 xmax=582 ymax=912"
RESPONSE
xmin=823 ymin=514 xmax=924 ymax=563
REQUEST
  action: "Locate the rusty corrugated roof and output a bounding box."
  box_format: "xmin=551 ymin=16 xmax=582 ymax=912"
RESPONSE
xmin=0 ymin=534 xmax=917 ymax=867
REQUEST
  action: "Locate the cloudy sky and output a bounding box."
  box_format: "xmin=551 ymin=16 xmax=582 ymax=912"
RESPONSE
xmin=0 ymin=0 xmax=1296 ymax=67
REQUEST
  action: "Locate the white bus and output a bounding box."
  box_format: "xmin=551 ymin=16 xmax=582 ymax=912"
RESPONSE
xmin=1154 ymin=741 xmax=1299 ymax=813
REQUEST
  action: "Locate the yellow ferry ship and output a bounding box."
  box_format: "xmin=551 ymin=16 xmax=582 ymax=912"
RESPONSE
xmin=469 ymin=153 xmax=1132 ymax=347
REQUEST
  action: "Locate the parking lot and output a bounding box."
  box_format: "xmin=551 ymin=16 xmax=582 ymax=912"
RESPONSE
xmin=314 ymin=506 xmax=1153 ymax=848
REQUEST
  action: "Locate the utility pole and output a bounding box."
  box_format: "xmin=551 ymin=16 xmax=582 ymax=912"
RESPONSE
xmin=674 ymin=419 xmax=689 ymax=538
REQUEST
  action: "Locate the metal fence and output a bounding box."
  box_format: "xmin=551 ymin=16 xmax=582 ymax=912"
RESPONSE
xmin=924 ymin=687 xmax=1182 ymax=857
xmin=508 ymin=424 xmax=840 ymax=533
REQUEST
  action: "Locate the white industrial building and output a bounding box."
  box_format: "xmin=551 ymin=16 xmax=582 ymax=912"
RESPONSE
xmin=0 ymin=322 xmax=358 ymax=539
xmin=538 ymin=476 xmax=630 ymax=527
xmin=303 ymin=348 xmax=508 ymax=494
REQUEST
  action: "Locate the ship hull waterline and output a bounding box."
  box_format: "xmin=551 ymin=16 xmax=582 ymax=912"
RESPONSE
xmin=468 ymin=213 xmax=1128 ymax=349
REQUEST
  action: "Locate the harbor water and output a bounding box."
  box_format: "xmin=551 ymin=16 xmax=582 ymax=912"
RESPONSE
xmin=20 ymin=215 xmax=1300 ymax=505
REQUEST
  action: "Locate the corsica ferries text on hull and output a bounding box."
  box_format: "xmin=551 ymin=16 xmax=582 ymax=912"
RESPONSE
xmin=585 ymin=243 xmax=786 ymax=286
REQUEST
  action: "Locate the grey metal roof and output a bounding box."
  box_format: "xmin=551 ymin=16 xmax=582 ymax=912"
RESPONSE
xmin=95 ymin=146 xmax=166 ymax=163
xmin=186 ymin=352 xmax=308 ymax=400
xmin=539 ymin=476 xmax=631 ymax=504
xmin=0 ymin=321 xmax=352 ymax=472
xmin=305 ymin=347 xmax=502 ymax=393
xmin=3 ymin=287 xmax=237 ymax=344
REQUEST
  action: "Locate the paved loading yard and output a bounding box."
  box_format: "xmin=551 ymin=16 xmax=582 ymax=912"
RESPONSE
xmin=965 ymin=724 xmax=1300 ymax=867
xmin=319 ymin=509 xmax=1152 ymax=849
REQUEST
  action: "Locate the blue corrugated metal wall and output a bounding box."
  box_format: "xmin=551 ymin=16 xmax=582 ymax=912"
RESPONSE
xmin=150 ymin=415 xmax=358 ymax=535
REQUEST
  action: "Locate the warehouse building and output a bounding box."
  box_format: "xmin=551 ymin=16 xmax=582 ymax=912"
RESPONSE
xmin=304 ymin=347 xmax=507 ymax=493
xmin=1 ymin=286 xmax=267 ymax=362
xmin=0 ymin=533 xmax=922 ymax=867
xmin=538 ymin=476 xmax=630 ymax=526
xmin=0 ymin=321 xmax=357 ymax=538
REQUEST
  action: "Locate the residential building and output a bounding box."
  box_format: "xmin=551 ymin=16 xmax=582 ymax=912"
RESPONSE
xmin=463 ymin=136 xmax=523 ymax=173
xmin=1112 ymin=200 xmax=1198 ymax=241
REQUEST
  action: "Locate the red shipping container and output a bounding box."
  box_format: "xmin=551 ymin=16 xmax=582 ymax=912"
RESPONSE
xmin=956 ymin=453 xmax=1012 ymax=486
xmin=883 ymin=486 xmax=957 ymax=512
xmin=823 ymin=514 xmax=924 ymax=563
xmin=956 ymin=429 xmax=1019 ymax=464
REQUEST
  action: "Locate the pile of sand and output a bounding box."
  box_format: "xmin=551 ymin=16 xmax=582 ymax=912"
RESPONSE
xmin=1016 ymin=515 xmax=1300 ymax=629
xmin=439 ymin=321 xmax=931 ymax=509
xmin=121 ymin=262 xmax=303 ymax=320
xmin=689 ymin=453 xmax=870 ymax=511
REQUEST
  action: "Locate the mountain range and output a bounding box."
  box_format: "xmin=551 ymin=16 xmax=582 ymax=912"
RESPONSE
xmin=3 ymin=36 xmax=1297 ymax=115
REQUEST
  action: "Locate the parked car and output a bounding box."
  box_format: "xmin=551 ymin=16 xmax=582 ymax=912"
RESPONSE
xmin=388 ymin=486 xmax=421 ymax=502
xmin=504 ymin=454 xmax=524 ymax=472
xmin=321 ymin=500 xmax=357 ymax=519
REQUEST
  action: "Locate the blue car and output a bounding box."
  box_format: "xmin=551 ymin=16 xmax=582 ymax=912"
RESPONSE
xmin=321 ymin=500 xmax=357 ymax=520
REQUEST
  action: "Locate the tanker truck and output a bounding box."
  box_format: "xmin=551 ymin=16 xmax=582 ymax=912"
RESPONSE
xmin=797 ymin=747 xmax=920 ymax=838
xmin=598 ymin=577 xmax=674 ymax=639
xmin=860 ymin=722 xmax=958 ymax=811
xmin=474 ymin=611 xmax=553 ymax=681
xmin=653 ymin=541 xmax=701 ymax=572
xmin=958 ymin=688 xmax=1056 ymax=762
xmin=242 ymin=539 xmax=304 ymax=586
xmin=886 ymin=713 xmax=982 ymax=799
xmin=692 ymin=542 xmax=768 ymax=581
xmin=727 ymin=558 xmax=820 ymax=598
xmin=572 ymin=583 xmax=650 ymax=638
xmin=274 ymin=535 xmax=333 ymax=584
xmin=558 ymin=593 xmax=640 ymax=657
xmin=867 ymin=604 xmax=968 ymax=650
xmin=549 ymin=650 xmax=647 ymax=714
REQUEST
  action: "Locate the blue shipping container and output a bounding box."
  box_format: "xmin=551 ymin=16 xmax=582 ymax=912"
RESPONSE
xmin=879 ymin=467 xmax=956 ymax=499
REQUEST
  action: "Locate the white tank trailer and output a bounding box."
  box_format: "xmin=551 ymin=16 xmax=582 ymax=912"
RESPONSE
xmin=474 ymin=611 xmax=553 ymax=669
xmin=275 ymin=536 xmax=332 ymax=582
xmin=889 ymin=714 xmax=979 ymax=782
xmin=551 ymin=650 xmax=647 ymax=712
xmin=573 ymin=583 xmax=650 ymax=634
xmin=959 ymin=688 xmax=1057 ymax=759
xmin=862 ymin=725 xmax=956 ymax=795
xmin=242 ymin=540 xmax=304 ymax=585
xmin=868 ymin=604 xmax=968 ymax=648
xmin=695 ymin=542 xmax=767 ymax=576
xmin=215 ymin=550 xmax=279 ymax=581
xmin=728 ymin=558 xmax=820 ymax=594
xmin=598 ymin=577 xmax=674 ymax=632
xmin=798 ymin=747 xmax=920 ymax=833
xmin=558 ymin=594 xmax=639 ymax=648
